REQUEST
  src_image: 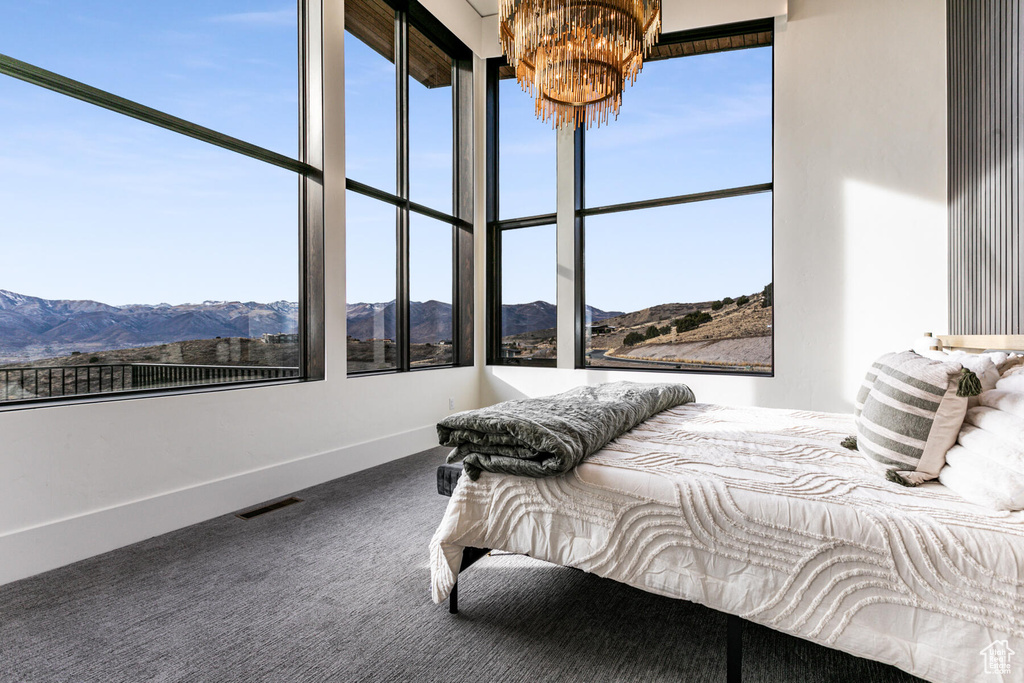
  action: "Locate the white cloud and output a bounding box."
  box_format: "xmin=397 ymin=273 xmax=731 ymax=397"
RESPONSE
xmin=209 ymin=9 xmax=294 ymax=28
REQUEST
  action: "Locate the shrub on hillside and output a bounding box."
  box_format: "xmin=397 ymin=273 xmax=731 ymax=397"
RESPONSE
xmin=623 ymin=331 xmax=645 ymax=346
xmin=762 ymin=283 xmax=773 ymax=308
xmin=722 ymin=297 xmax=734 ymax=305
xmin=676 ymin=311 xmax=713 ymax=333
xmin=736 ymin=295 xmax=750 ymax=307
xmin=645 ymin=325 xmax=661 ymax=339
xmin=711 ymin=301 xmax=724 ymax=311
xmin=659 ymin=325 xmax=671 ymax=335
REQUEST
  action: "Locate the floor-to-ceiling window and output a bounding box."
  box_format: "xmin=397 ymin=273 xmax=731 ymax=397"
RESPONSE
xmin=0 ymin=1 xmax=323 ymax=406
xmin=345 ymin=0 xmax=473 ymax=375
xmin=576 ymin=21 xmax=774 ymax=375
xmin=485 ymin=60 xmax=558 ymax=367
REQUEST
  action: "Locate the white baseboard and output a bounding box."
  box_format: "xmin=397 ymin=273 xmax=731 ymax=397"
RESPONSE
xmin=0 ymin=425 xmax=438 ymax=587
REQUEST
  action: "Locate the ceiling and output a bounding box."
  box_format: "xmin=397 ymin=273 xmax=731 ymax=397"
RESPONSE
xmin=465 ymin=0 xmax=497 ymax=17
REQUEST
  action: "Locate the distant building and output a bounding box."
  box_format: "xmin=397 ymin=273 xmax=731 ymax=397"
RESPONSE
xmin=262 ymin=333 xmax=299 ymax=344
xmin=500 ymin=343 xmax=537 ymax=358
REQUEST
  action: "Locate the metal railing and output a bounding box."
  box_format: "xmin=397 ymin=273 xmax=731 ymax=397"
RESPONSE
xmin=0 ymin=363 xmax=301 ymax=402
xmin=131 ymin=364 xmax=300 ymax=389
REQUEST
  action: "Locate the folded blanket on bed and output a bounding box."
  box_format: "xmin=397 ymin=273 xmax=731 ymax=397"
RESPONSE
xmin=957 ymin=422 xmax=1024 ymax=475
xmin=964 ymin=405 xmax=1024 ymax=452
xmin=978 ymin=389 xmax=1024 ymax=419
xmin=438 ymin=381 xmax=695 ymax=480
xmin=940 ymin=445 xmax=1024 ymax=511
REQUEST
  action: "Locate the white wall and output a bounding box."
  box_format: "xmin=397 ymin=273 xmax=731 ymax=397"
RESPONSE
xmin=0 ymin=0 xmax=482 ymax=587
xmin=663 ymin=0 xmax=787 ymax=34
xmin=482 ymin=0 xmax=948 ymax=412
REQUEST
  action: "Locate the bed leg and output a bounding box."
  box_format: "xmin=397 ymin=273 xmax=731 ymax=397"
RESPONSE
xmin=727 ymin=614 xmax=742 ymax=683
xmin=449 ymin=581 xmax=458 ymax=614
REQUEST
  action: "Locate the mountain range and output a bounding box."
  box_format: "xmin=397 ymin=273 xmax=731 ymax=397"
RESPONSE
xmin=0 ymin=289 xmax=298 ymax=362
xmin=346 ymin=299 xmax=622 ymax=343
xmin=0 ymin=290 xmax=620 ymax=363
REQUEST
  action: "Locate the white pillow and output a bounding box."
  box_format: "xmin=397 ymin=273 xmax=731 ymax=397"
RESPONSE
xmin=997 ymin=352 xmax=1024 ymax=374
xmin=978 ymin=389 xmax=1024 ymax=419
xmin=952 ymin=353 xmax=999 ymax=389
xmin=939 ymin=398 xmax=1024 ymax=511
xmin=940 ymin=447 xmax=1024 ymax=511
xmin=996 ymin=365 xmax=1024 ymax=393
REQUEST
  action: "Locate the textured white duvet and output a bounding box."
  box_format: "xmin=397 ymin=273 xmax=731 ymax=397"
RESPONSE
xmin=430 ymin=404 xmax=1024 ymax=683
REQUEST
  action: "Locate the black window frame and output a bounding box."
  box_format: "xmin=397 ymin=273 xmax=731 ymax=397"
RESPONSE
xmin=485 ymin=57 xmax=559 ymax=368
xmin=344 ymin=0 xmax=474 ymax=376
xmin=575 ymin=19 xmax=776 ymax=376
xmin=0 ymin=0 xmax=325 ymax=410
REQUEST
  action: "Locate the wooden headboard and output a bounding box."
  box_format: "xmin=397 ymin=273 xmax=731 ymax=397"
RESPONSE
xmin=924 ymin=333 xmax=1024 ymax=353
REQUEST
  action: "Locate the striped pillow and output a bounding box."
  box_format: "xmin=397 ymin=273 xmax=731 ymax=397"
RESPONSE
xmin=854 ymin=351 xmax=901 ymax=417
xmin=856 ymin=351 xmax=969 ymax=486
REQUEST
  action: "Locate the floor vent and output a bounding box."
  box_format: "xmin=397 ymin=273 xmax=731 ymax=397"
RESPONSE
xmin=235 ymin=497 xmax=303 ymax=520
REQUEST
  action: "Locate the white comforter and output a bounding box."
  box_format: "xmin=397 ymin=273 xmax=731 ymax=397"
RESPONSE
xmin=430 ymin=404 xmax=1024 ymax=683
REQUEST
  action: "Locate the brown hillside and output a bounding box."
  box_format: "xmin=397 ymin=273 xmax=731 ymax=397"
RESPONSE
xmin=0 ymin=337 xmax=299 ymax=369
xmin=590 ymin=294 xmax=772 ymax=351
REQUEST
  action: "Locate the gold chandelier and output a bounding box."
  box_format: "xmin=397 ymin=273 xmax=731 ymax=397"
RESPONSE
xmin=499 ymin=0 xmax=661 ymax=128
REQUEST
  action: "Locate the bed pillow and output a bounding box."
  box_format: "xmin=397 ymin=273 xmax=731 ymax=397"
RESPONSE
xmin=856 ymin=351 xmax=978 ymax=486
xmin=947 ymin=354 xmax=999 ymax=408
xmin=991 ymin=351 xmax=1024 ymax=374
xmin=854 ymin=351 xmax=902 ymax=417
xmin=939 ymin=445 xmax=1024 ymax=511
xmin=938 ymin=402 xmax=1024 ymax=510
xmin=997 ymin=364 xmax=1024 ymax=393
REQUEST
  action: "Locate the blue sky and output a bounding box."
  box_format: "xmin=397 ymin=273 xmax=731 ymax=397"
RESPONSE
xmin=0 ymin=2 xmax=298 ymax=306
xmin=345 ymin=33 xmax=456 ymax=306
xmin=348 ymin=33 xmax=773 ymax=312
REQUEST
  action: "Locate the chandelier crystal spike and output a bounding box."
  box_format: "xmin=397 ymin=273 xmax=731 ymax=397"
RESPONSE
xmin=499 ymin=0 xmax=661 ymax=128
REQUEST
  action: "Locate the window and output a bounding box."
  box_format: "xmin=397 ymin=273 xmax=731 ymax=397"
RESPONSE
xmin=345 ymin=0 xmax=473 ymax=375
xmin=578 ymin=21 xmax=774 ymax=375
xmin=0 ymin=1 xmax=323 ymax=407
xmin=486 ymin=60 xmax=559 ymax=367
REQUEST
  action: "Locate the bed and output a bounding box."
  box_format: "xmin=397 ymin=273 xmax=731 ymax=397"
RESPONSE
xmin=430 ymin=336 xmax=1024 ymax=683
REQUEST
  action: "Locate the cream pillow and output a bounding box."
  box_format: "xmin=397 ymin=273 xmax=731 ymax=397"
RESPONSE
xmin=856 ymin=351 xmax=978 ymax=486
xmin=997 ymin=365 xmax=1024 ymax=393
xmin=938 ymin=399 xmax=1024 ymax=511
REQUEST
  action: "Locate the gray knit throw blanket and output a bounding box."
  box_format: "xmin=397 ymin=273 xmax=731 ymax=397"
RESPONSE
xmin=438 ymin=381 xmax=696 ymax=480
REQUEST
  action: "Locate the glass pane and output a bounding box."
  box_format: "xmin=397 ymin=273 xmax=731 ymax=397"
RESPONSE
xmin=345 ymin=11 xmax=398 ymax=194
xmin=410 ymin=213 xmax=453 ymax=367
xmin=499 ymin=77 xmax=556 ymax=219
xmin=585 ymin=47 xmax=772 ymax=206
xmin=0 ymin=77 xmax=299 ymax=403
xmin=0 ymin=1 xmax=298 ymax=157
xmin=584 ymin=193 xmax=773 ymax=373
xmin=500 ymin=225 xmax=557 ymax=363
xmin=346 ymin=192 xmax=398 ymax=373
xmin=408 ymin=25 xmax=453 ymax=214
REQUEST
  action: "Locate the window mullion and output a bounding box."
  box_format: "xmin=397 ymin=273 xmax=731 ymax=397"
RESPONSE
xmin=485 ymin=59 xmax=500 ymax=365
xmin=396 ymin=9 xmax=411 ymax=372
xmin=573 ymin=125 xmax=585 ymax=369
xmin=450 ymin=61 xmax=459 ymax=365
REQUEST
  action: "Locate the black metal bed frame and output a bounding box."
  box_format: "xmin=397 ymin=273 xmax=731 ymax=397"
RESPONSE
xmin=439 ymin=465 xmax=744 ymax=683
xmin=447 ymin=549 xmax=744 ymax=683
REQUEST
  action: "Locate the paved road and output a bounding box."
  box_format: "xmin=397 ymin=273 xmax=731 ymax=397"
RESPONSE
xmin=588 ymin=349 xmax=733 ymax=372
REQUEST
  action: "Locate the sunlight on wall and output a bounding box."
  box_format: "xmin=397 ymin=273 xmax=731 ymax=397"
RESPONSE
xmin=841 ymin=178 xmax=947 ymax=402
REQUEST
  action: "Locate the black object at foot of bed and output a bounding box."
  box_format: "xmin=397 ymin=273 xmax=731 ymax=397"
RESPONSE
xmin=434 ymin=463 xmax=744 ymax=682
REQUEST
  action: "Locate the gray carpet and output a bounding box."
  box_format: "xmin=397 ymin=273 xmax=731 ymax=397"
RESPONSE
xmin=0 ymin=447 xmax=923 ymax=683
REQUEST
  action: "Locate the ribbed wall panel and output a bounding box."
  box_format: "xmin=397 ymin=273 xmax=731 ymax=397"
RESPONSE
xmin=948 ymin=0 xmax=1024 ymax=334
